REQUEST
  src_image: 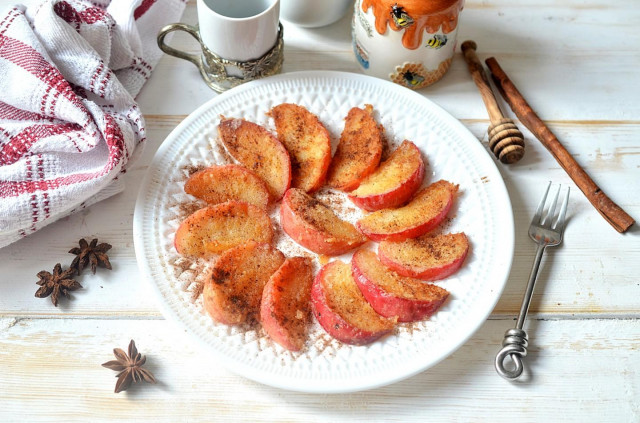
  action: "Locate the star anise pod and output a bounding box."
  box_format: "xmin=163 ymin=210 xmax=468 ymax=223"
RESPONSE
xmin=102 ymin=340 xmax=157 ymax=393
xmin=69 ymin=238 xmax=112 ymax=275
xmin=34 ymin=263 xmax=82 ymax=307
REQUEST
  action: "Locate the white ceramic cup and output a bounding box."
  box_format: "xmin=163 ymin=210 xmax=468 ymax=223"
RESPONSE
xmin=198 ymin=0 xmax=280 ymax=61
xmin=158 ymin=0 xmax=282 ymax=91
xmin=280 ymin=0 xmax=352 ymax=28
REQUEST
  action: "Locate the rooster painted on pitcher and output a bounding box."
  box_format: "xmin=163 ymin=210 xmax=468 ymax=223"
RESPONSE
xmin=352 ymin=0 xmax=464 ymax=90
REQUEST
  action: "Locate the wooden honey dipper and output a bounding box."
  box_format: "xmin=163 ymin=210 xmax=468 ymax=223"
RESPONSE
xmin=461 ymin=40 xmax=525 ymax=164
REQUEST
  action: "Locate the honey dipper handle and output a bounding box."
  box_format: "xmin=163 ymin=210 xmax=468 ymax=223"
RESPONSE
xmin=486 ymin=56 xmax=635 ymax=233
xmin=461 ymin=41 xmax=504 ymax=123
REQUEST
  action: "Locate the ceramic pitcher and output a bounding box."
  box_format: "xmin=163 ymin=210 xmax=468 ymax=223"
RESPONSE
xmin=352 ymin=0 xmax=464 ymax=89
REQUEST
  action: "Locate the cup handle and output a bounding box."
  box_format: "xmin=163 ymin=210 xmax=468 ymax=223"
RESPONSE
xmin=157 ymin=23 xmax=214 ymax=85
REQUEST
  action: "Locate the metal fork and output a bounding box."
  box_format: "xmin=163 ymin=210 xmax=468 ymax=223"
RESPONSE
xmin=495 ymin=182 xmax=570 ymax=380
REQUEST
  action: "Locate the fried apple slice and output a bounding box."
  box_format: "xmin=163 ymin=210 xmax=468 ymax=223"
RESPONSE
xmin=356 ymin=180 xmax=458 ymax=242
xmin=184 ymin=164 xmax=270 ymax=209
xmin=218 ymin=117 xmax=291 ymax=200
xmin=280 ymin=188 xmax=367 ymax=256
xmin=352 ymin=249 xmax=449 ymax=322
xmin=326 ymin=105 xmax=383 ymax=191
xmin=378 ymin=233 xmax=469 ymax=281
xmin=174 ymin=201 xmax=273 ymax=257
xmin=311 ymin=260 xmax=396 ymax=345
xmin=349 ymin=140 xmax=425 ymax=211
xmin=260 ymin=257 xmax=313 ymax=351
xmin=268 ymin=103 xmax=332 ymax=193
xmin=203 ymin=242 xmax=285 ymax=325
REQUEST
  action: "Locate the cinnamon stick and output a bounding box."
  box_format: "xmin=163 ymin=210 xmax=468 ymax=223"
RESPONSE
xmin=485 ymin=57 xmax=634 ymax=233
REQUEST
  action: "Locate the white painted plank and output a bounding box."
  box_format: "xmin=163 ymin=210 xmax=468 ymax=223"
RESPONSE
xmin=0 ymin=317 xmax=637 ymax=422
xmin=466 ymin=120 xmax=640 ymax=315
xmin=0 ymin=119 xmax=638 ymax=317
xmin=137 ymin=1 xmax=640 ymax=120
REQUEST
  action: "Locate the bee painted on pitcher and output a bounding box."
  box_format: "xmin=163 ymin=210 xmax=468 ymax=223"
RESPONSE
xmin=403 ymin=71 xmax=424 ymax=87
xmin=390 ymin=3 xmax=414 ymax=28
xmin=426 ymin=34 xmax=448 ymax=49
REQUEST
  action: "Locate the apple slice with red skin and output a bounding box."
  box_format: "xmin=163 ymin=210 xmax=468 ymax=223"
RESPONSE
xmin=203 ymin=242 xmax=285 ymax=325
xmin=184 ymin=164 xmax=270 ymax=209
xmin=174 ymin=201 xmax=273 ymax=257
xmin=218 ymin=117 xmax=291 ymax=201
xmin=326 ymin=105 xmax=384 ymax=192
xmin=280 ymin=188 xmax=366 ymax=256
xmin=356 ymin=180 xmax=458 ymax=242
xmin=378 ymin=233 xmax=469 ymax=281
xmin=351 ymin=249 xmax=449 ymax=322
xmin=349 ymin=140 xmax=425 ymax=211
xmin=260 ymin=257 xmax=314 ymax=352
xmin=269 ymin=103 xmax=332 ymax=193
xmin=311 ymin=260 xmax=396 ymax=345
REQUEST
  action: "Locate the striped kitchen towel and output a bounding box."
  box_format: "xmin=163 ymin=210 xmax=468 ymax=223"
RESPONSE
xmin=0 ymin=0 xmax=185 ymax=248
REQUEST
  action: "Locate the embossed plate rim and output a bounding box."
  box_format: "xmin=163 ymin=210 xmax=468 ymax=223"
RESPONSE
xmin=133 ymin=71 xmax=514 ymax=393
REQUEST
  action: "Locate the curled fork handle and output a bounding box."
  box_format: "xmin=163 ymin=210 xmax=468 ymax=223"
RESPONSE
xmin=495 ymin=244 xmax=545 ymax=380
xmin=495 ymin=342 xmax=526 ymax=379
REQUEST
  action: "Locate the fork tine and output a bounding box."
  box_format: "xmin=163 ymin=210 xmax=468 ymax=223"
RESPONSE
xmin=533 ymin=181 xmax=551 ymax=224
xmin=553 ymin=186 xmax=570 ymax=230
xmin=543 ymin=185 xmax=561 ymax=226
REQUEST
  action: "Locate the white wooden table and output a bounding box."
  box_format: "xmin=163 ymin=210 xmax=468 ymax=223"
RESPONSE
xmin=1 ymin=1 xmax=639 ymax=421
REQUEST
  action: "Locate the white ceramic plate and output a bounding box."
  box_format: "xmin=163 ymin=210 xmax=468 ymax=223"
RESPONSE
xmin=133 ymin=71 xmax=514 ymax=393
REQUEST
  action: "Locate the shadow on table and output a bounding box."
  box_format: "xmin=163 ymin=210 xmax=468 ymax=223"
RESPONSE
xmin=258 ymin=319 xmax=539 ymax=416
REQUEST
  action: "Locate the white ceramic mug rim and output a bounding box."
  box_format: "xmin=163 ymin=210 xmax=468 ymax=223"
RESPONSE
xmin=199 ymin=0 xmax=279 ymax=22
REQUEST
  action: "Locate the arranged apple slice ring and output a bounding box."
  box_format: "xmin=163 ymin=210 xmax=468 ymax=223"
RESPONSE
xmin=378 ymin=233 xmax=470 ymax=281
xmin=352 ymin=249 xmax=449 ymax=322
xmin=312 ymin=260 xmax=396 ymax=345
xmin=174 ymin=105 xmax=469 ymax=351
